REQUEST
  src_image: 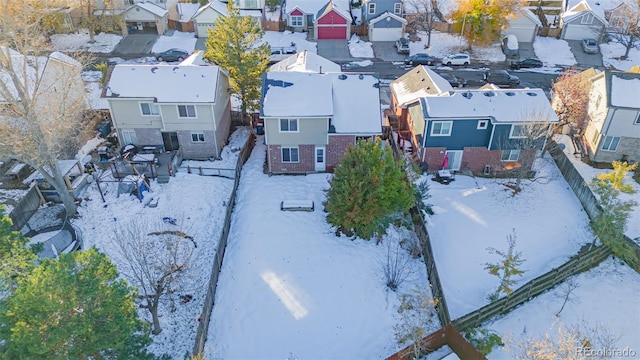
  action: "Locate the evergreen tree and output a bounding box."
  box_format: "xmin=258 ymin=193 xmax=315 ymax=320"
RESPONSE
xmin=596 ymin=161 xmax=638 ymax=194
xmin=0 ymin=206 xmax=37 ymax=293
xmin=204 ymin=2 xmax=270 ymax=122
xmin=485 ymin=230 xmax=526 ymax=301
xmin=324 ymin=139 xmax=414 ymax=240
xmin=0 ymin=248 xmax=151 ymax=359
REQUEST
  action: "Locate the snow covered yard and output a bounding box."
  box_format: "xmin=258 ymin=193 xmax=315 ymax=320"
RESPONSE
xmin=152 ymin=31 xmax=198 ymax=53
xmin=50 ymin=30 xmax=122 ymax=53
xmin=533 ymin=37 xmax=577 ymax=67
xmin=71 ymin=129 xmax=250 ymax=358
xmin=486 ymin=256 xmax=640 ymax=358
xmin=204 ymin=139 xmax=431 ymax=359
xmin=600 ymin=41 xmax=640 ymax=71
xmin=408 ymin=31 xmax=506 ymax=64
xmin=424 ymin=155 xmax=595 ymax=320
xmin=262 ymin=30 xmax=317 ymax=53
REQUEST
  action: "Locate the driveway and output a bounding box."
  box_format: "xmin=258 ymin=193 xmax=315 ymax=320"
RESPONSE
xmin=112 ymin=34 xmax=159 ymax=56
xmin=566 ymin=40 xmax=604 ymax=68
xmin=371 ymin=41 xmax=405 ymax=62
xmin=317 ymin=40 xmax=352 ymax=62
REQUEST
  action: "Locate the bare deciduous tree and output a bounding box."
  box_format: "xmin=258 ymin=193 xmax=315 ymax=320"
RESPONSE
xmin=112 ymin=219 xmax=198 ymax=335
xmin=0 ymin=0 xmax=92 ymax=216
xmin=380 ymin=238 xmax=416 ymax=291
xmin=551 ymin=68 xmax=592 ymax=135
xmin=74 ymin=0 xmax=125 ymax=43
xmin=404 ymin=0 xmax=445 ymax=48
xmin=605 ymin=0 xmax=640 ymax=59
xmin=555 ymin=277 xmax=580 ymax=317
xmin=394 ymin=287 xmax=439 ymax=360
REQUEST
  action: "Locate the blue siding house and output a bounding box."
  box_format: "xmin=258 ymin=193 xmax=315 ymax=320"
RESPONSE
xmin=412 ymin=88 xmax=559 ymax=175
xmin=361 ymin=0 xmax=406 ymax=41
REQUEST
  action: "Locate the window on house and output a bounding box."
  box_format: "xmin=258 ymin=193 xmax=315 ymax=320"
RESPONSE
xmin=595 ymin=95 xmax=602 ymax=108
xmin=177 ymin=105 xmax=196 ymax=118
xmin=591 ymin=129 xmax=600 ymax=145
xmin=601 ymin=136 xmax=620 ymax=151
xmin=510 ymin=124 xmax=527 ymax=138
xmin=140 ymin=102 xmax=159 ymax=115
xmin=282 ymin=147 xmax=299 ymax=162
xmin=279 ymin=118 xmax=298 ymax=132
xmin=501 ymin=149 xmax=520 ymax=161
xmin=477 ymin=120 xmax=488 ymax=130
xmin=430 ymin=121 xmax=452 ymax=136
xmin=634 ymin=113 xmax=640 ymax=124
xmin=121 ymin=130 xmax=138 ymax=144
xmin=368 ymin=3 xmax=376 ymax=14
xmin=581 ymin=13 xmax=594 ymax=24
xmin=394 ymin=3 xmax=402 ymax=14
xmin=291 ymin=16 xmax=303 ymax=26
xmin=191 ymin=133 xmax=205 ymax=142
xmin=245 ymin=0 xmax=257 ymax=7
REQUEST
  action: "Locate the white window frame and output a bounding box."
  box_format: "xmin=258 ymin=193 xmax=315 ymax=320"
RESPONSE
xmin=140 ymin=102 xmax=159 ymax=116
xmin=191 ymin=132 xmax=205 ymax=142
xmin=393 ymin=3 xmax=402 ymax=14
xmin=368 ymin=3 xmax=376 ymax=14
xmin=581 ymin=13 xmax=594 ymax=24
xmin=290 ymin=15 xmax=303 ymax=26
xmin=634 ymin=113 xmax=640 ymax=124
xmin=601 ymin=135 xmax=620 ymax=151
xmin=245 ymin=0 xmax=257 ymax=8
xmin=279 ymin=118 xmax=299 ymax=132
xmin=501 ymin=149 xmax=520 ymax=161
xmin=477 ymin=120 xmax=488 ymax=130
xmin=177 ymin=105 xmax=196 ymax=118
xmin=121 ymin=129 xmax=138 ymax=145
xmin=430 ymin=121 xmax=452 ymax=136
xmin=509 ymin=124 xmax=527 ymax=139
xmin=281 ymin=147 xmax=299 ymax=163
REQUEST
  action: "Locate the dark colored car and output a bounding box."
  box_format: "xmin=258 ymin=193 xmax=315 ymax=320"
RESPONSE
xmin=395 ymin=37 xmax=410 ymax=54
xmin=438 ymin=72 xmax=467 ymax=88
xmin=404 ymin=53 xmax=437 ymax=66
xmin=483 ymin=70 xmax=520 ymax=88
xmin=510 ymin=58 xmax=543 ymax=69
xmin=154 ymin=48 xmax=189 ymax=62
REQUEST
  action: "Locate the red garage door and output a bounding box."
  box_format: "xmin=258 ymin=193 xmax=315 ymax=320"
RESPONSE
xmin=317 ymin=26 xmax=347 ymax=39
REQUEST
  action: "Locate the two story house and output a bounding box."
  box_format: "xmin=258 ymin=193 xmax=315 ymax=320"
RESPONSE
xmin=411 ymin=89 xmax=558 ymax=174
xmin=104 ymin=57 xmax=231 ymax=160
xmin=559 ymin=0 xmax=614 ymax=41
xmin=192 ymin=0 xmax=264 ymax=37
xmin=361 ymin=0 xmax=407 ymax=41
xmin=260 ymin=71 xmax=382 ymax=174
xmin=583 ymin=70 xmax=640 ymax=163
xmin=286 ymin=0 xmax=351 ymax=39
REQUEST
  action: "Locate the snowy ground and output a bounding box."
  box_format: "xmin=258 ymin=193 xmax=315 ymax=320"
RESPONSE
xmin=70 ymin=128 xmax=250 ymax=359
xmin=262 ymin=31 xmax=317 ymax=53
xmin=555 ymin=134 xmax=640 ymax=241
xmin=348 ymin=35 xmax=375 ymax=58
xmin=50 ymin=30 xmax=122 ymax=53
xmin=600 ymin=42 xmax=640 ymax=71
xmin=151 ymin=31 xmax=197 ymax=53
xmin=408 ymin=31 xmax=505 ymax=64
xmin=424 ymin=154 xmax=596 ymax=320
xmin=533 ymin=37 xmax=577 ymax=67
xmin=204 ymin=138 xmax=431 ymax=359
xmin=487 ymin=256 xmax=640 ymax=359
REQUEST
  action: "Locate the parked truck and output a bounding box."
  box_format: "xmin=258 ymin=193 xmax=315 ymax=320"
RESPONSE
xmin=269 ymin=43 xmax=297 ymax=63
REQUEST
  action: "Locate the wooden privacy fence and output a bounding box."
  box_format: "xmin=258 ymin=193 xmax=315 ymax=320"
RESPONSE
xmin=387 ymin=324 xmax=485 ymax=360
xmin=192 ymin=133 xmax=256 ymax=356
xmin=168 ymin=19 xmax=195 ymax=33
xmin=451 ymin=244 xmax=612 ymax=331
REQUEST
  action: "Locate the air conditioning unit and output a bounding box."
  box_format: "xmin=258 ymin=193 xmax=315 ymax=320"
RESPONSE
xmin=483 ymin=165 xmax=491 ymax=176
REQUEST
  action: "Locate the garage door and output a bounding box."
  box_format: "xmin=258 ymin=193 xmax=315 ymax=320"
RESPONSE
xmin=318 ymin=26 xmax=347 ymax=39
xmin=562 ymin=24 xmax=594 ymax=40
xmin=371 ymin=27 xmax=403 ymax=41
xmin=196 ymin=23 xmax=214 ymax=38
xmin=505 ymin=27 xmax=535 ymax=43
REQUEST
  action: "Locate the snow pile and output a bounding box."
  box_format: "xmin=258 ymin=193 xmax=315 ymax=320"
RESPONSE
xmin=50 ymin=30 xmax=122 ymax=53
xmin=600 ymin=42 xmax=640 ymax=71
xmin=151 ymin=31 xmax=198 ymax=53
xmin=533 ymin=37 xmax=577 ymax=66
xmin=262 ymin=31 xmax=318 ymax=53
xmin=348 ymin=35 xmax=375 ymax=58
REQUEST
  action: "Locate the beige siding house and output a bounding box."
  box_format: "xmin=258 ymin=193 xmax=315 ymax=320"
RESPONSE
xmin=583 ymin=70 xmax=640 ymax=163
xmin=192 ymin=0 xmax=264 ymax=37
xmin=104 ymin=54 xmax=231 ymax=160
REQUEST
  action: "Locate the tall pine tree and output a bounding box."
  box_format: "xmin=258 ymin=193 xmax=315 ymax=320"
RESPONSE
xmin=0 ymin=206 xmax=37 ymax=293
xmin=324 ymin=139 xmax=414 ymax=240
xmin=0 ymin=248 xmax=152 ymax=359
xmin=204 ymin=2 xmax=270 ymax=122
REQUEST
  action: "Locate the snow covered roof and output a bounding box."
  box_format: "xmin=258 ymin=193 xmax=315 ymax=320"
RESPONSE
xmin=286 ymin=0 xmax=349 ymax=17
xmin=179 ymin=50 xmax=212 ymax=66
xmin=178 ymin=3 xmax=201 ymax=21
xmin=316 ymin=0 xmax=351 ymax=21
xmin=562 ymin=0 xmax=620 ymax=23
xmin=125 ymin=2 xmax=168 ymax=17
xmin=420 ymin=88 xmax=559 ymax=123
xmin=519 ymin=8 xmax=543 ymax=26
xmin=390 ymin=66 xmax=453 ymax=108
xmin=106 ymin=64 xmax=221 ymax=103
xmin=261 ymin=72 xmax=381 ymax=134
xmin=269 ymin=51 xmax=341 ymax=73
xmin=608 ymin=71 xmax=640 ymax=108
xmin=49 ymin=51 xmax=82 ymax=67
xmin=369 ymin=11 xmax=407 ymax=25
xmin=193 ymin=0 xmax=261 ymax=18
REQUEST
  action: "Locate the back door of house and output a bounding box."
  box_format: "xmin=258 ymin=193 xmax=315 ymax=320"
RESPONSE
xmin=445 ymin=150 xmax=463 ymax=171
xmin=315 ymin=146 xmax=325 ymax=171
xmin=162 ymin=132 xmax=179 ymax=151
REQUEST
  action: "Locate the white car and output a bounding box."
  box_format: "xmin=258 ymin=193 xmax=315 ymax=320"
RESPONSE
xmin=442 ymin=53 xmax=470 ymax=66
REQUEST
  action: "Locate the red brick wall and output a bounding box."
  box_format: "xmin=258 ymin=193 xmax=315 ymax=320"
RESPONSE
xmin=461 ymin=147 xmax=502 ymax=173
xmin=421 ymin=147 xmax=447 ymax=172
xmin=267 ymin=144 xmax=315 ymax=174
xmin=327 ymin=134 xmax=356 ymax=172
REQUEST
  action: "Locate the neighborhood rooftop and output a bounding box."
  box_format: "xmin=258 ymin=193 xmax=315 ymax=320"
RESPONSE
xmin=106 ymin=64 xmax=221 ymax=103
xmin=262 ymin=71 xmax=382 ymax=133
xmin=286 ymin=0 xmax=349 ymax=16
xmin=391 ymin=66 xmax=454 ymax=107
xmin=269 ymin=51 xmax=342 ymax=73
xmin=420 ymin=88 xmax=560 ymax=123
xmin=609 ymin=72 xmax=640 ymax=108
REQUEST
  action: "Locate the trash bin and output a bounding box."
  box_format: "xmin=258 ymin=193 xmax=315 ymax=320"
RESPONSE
xmin=256 ymin=124 xmax=264 ymax=135
xmin=96 ymin=120 xmax=112 ymax=138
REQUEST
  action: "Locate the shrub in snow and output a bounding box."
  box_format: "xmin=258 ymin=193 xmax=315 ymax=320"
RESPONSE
xmin=484 ymin=230 xmax=526 ymax=301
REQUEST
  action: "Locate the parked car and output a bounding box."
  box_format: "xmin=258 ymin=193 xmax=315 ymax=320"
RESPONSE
xmin=510 ymin=58 xmax=543 ymax=69
xmin=154 ymin=48 xmax=189 ymax=62
xmin=395 ymin=37 xmax=410 ymax=54
xmin=581 ymin=38 xmax=599 ymax=54
xmin=501 ymin=34 xmax=519 ymax=57
xmin=404 ymin=53 xmax=437 ymax=66
xmin=442 ymin=53 xmax=470 ymax=66
xmin=483 ymin=70 xmax=520 ymax=88
xmin=438 ymin=72 xmax=467 ymax=88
